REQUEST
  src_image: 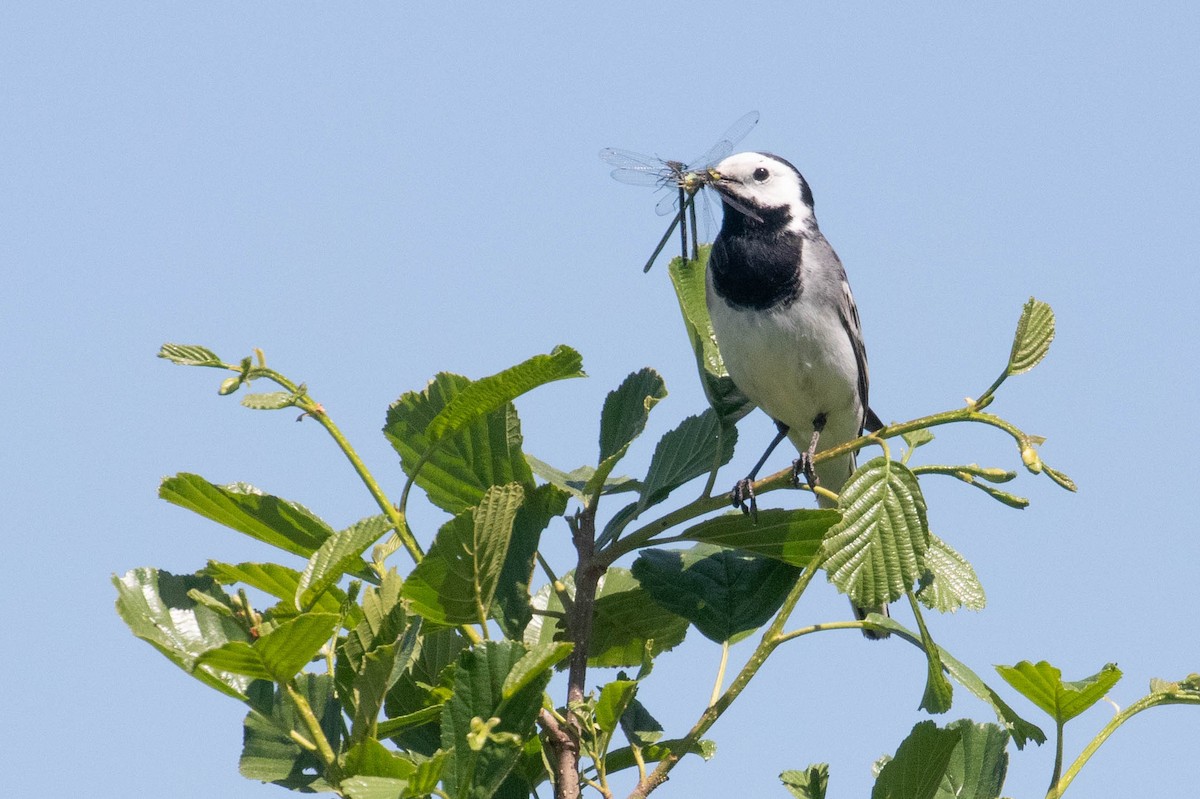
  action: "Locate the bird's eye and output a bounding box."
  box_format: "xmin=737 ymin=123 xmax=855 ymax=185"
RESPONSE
xmin=752 ymin=167 xmax=770 ymax=182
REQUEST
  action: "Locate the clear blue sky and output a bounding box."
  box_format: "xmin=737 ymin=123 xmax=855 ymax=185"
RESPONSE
xmin=3 ymin=3 xmax=1197 ymax=797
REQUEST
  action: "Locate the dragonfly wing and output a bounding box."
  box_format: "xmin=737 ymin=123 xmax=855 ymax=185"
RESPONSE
xmin=600 ymin=147 xmax=667 ymax=169
xmin=655 ymin=190 xmax=681 ymax=216
xmin=600 ymin=148 xmax=674 ymax=186
xmin=694 ymin=110 xmax=761 ymax=169
xmin=610 ymin=169 xmax=668 ymax=187
xmin=695 ymin=186 xmax=721 ymax=242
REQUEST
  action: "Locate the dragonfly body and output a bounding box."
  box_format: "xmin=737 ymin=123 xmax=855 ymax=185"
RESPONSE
xmin=600 ymin=112 xmax=759 ymax=270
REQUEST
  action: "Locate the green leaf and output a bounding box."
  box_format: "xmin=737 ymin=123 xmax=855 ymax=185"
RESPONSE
xmin=375 ymin=706 xmax=444 ymax=740
xmin=492 ymin=484 xmax=570 ymax=638
xmin=296 ymin=514 xmax=391 ymax=609
xmin=350 ymin=635 xmax=416 ymax=744
xmin=385 ymin=629 xmax=467 ymax=755
xmin=523 ymin=576 xmax=571 ymax=651
xmin=781 ymin=764 xmax=829 ymax=799
xmin=823 ymin=457 xmax=930 ymax=609
xmin=679 ymin=508 xmax=839 ymax=566
xmin=1007 ymin=297 xmax=1055 ymax=375
xmin=596 ymin=679 xmax=639 ymax=739
xmin=502 ymin=641 xmax=573 ymax=700
xmin=1149 ymin=673 xmax=1200 ymax=695
xmin=441 ymin=641 xmax=549 ymax=799
xmin=871 ymin=720 xmax=962 ymax=799
xmin=240 ymin=674 xmax=339 ymax=789
xmin=342 ymin=737 xmax=420 ymax=780
xmin=198 ymin=612 xmax=339 ymax=682
xmin=913 ymin=464 xmax=1016 ymax=484
xmin=240 ymin=391 xmax=295 ymax=410
xmin=337 ymin=570 xmax=408 ymax=678
xmin=631 ymin=544 xmax=800 ymax=643
xmin=933 ymin=720 xmax=1009 ymax=799
xmin=1043 ymin=464 xmax=1078 ymax=492
xmin=970 ymin=482 xmax=1030 ymax=509
xmin=336 ymin=575 xmax=418 ymax=728
xmin=525 ymin=570 xmax=688 ymax=667
xmin=409 ymin=750 xmax=450 ymax=796
xmin=994 ymin=661 xmax=1122 ymax=724
xmin=341 ymin=776 xmax=409 ymax=799
xmin=113 ymin=567 xmax=254 ymax=699
xmin=526 ymin=455 xmax=638 ymax=500
xmin=603 ymin=737 xmax=714 ymax=775
xmin=385 ymin=373 xmax=534 ymax=515
xmin=204 ymin=560 xmax=356 ymax=622
xmin=916 ymin=535 xmax=987 ymax=613
xmin=639 ymin=409 xmax=736 ymax=511
xmin=403 ymin=483 xmax=525 ymax=626
xmin=588 ymin=369 xmax=668 ymax=497
xmin=254 ymin=612 xmax=339 ymax=678
xmin=618 ymin=694 xmax=664 ymax=747
xmin=504 ymin=739 xmax=547 ymax=798
xmin=868 ymin=617 xmax=1046 ymax=748
xmin=586 ymin=569 xmax=689 ymax=667
xmin=195 ymin=641 xmax=275 ymax=681
xmin=160 ymin=473 xmax=333 ymax=558
xmin=912 ymin=600 xmax=954 ymax=714
xmin=425 ymin=346 xmax=585 ymax=443
xmin=902 ymin=428 xmax=935 ymax=452
xmin=158 ymin=342 xmax=224 ymax=367
xmin=914 ymin=465 xmax=1026 ymax=508
xmin=600 ymin=369 xmax=668 ymax=461
xmin=667 ymin=250 xmax=754 ymax=424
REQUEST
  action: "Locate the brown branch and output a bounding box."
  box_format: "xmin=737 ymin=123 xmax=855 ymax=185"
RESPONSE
xmin=552 ymin=508 xmax=604 ymax=799
xmin=540 ymin=708 xmax=579 ymax=799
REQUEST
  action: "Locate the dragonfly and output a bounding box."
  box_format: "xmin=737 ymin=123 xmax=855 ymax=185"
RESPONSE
xmin=600 ymin=111 xmax=759 ymax=271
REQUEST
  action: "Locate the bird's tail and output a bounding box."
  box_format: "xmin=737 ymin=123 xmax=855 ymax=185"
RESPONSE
xmin=852 ymin=601 xmax=890 ymax=640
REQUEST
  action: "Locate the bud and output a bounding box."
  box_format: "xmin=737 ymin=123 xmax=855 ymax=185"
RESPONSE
xmin=1021 ymin=445 xmax=1042 ymax=473
xmin=467 ymin=716 xmax=501 ymax=751
xmin=218 ymin=376 xmax=242 ymax=395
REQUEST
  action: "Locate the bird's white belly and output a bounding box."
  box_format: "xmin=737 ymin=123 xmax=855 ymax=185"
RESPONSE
xmin=707 ymin=288 xmax=861 ymax=489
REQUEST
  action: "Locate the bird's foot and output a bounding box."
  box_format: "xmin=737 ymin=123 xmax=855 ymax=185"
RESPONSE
xmin=730 ymin=478 xmax=758 ymax=520
xmin=791 ymin=453 xmax=819 ymax=491
xmin=791 ymin=425 xmax=822 ymax=491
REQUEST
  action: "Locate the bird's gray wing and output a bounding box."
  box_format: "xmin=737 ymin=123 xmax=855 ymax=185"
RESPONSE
xmin=836 ymin=277 xmax=881 ymax=433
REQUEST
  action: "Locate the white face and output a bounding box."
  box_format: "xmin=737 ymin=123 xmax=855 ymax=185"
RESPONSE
xmin=711 ymin=151 xmax=815 ymax=231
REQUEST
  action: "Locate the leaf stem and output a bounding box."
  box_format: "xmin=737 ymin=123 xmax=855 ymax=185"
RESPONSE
xmin=246 ymin=364 xmax=424 ymax=565
xmin=1047 ymin=719 xmax=1065 ymax=799
xmin=284 ymin=681 xmax=337 ymax=774
xmin=709 ymin=641 xmax=730 ymax=708
xmin=1050 ymin=690 xmax=1200 ymax=797
xmin=975 ymin=369 xmax=1009 ymax=408
xmin=607 ymin=404 xmax=1033 ymax=564
xmin=308 ymin=407 xmax=423 ymax=565
xmin=626 ymin=548 xmax=824 ymax=799
xmin=774 ymin=619 xmax=869 ymax=644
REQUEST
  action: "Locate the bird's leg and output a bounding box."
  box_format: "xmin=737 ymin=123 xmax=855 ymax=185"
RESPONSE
xmin=792 ymin=413 xmax=827 ymax=490
xmin=731 ymin=420 xmax=789 ymax=519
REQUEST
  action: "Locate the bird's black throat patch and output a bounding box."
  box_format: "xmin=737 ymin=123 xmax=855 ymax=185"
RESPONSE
xmin=709 ymin=227 xmax=804 ymax=310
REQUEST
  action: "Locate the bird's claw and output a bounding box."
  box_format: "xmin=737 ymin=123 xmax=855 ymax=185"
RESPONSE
xmin=730 ymin=478 xmax=759 ymax=520
xmin=791 ymin=453 xmax=819 ymax=491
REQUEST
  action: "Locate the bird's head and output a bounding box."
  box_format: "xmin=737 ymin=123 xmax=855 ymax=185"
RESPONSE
xmin=709 ymin=152 xmax=816 ymax=234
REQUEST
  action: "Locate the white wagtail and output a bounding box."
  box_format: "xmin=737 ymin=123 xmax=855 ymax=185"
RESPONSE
xmin=704 ymin=151 xmax=889 ymax=638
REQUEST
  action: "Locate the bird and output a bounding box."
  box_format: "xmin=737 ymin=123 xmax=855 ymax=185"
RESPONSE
xmin=703 ymin=151 xmax=889 ymax=639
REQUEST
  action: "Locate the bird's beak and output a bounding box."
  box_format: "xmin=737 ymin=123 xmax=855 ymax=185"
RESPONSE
xmin=706 ymin=168 xmax=736 ymax=200
xmin=705 ymin=170 xmax=764 ymax=223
